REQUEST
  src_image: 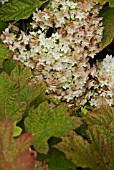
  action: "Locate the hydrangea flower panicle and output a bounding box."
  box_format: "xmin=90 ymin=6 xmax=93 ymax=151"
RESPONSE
xmin=1 ymin=0 xmax=105 ymax=107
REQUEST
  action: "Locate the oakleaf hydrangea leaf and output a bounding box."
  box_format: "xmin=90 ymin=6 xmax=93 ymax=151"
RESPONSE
xmin=10 ymin=63 xmax=32 ymax=89
xmin=95 ymin=0 xmax=114 ymax=7
xmin=0 ymin=0 xmax=48 ymax=22
xmin=0 ymin=72 xmax=27 ymax=122
xmin=99 ymin=5 xmax=114 ymax=50
xmin=84 ymin=105 xmax=114 ymax=140
xmin=25 ymin=102 xmax=81 ymax=153
xmin=0 ymin=119 xmax=34 ymax=170
xmin=17 ymin=81 xmax=46 ymax=108
xmin=0 ymin=62 xmax=46 ymax=122
xmin=12 ymin=64 xmax=46 ymax=108
xmin=56 ymin=128 xmax=114 ymax=170
xmin=37 ymin=147 xmax=76 ymax=170
xmin=0 ymin=21 xmax=8 ymax=35
xmin=0 ymin=44 xmax=13 ymax=63
xmin=3 ymin=59 xmax=16 ymax=76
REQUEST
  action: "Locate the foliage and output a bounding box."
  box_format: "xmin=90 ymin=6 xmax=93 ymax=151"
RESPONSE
xmin=0 ymin=0 xmax=114 ymax=169
xmin=0 ymin=21 xmax=8 ymax=35
xmin=99 ymin=4 xmax=114 ymax=50
xmin=0 ymin=44 xmax=13 ymax=63
xmin=0 ymin=62 xmax=46 ymax=123
xmin=13 ymin=121 xmax=22 ymax=137
xmin=0 ymin=119 xmax=34 ymax=170
xmin=3 ymin=59 xmax=16 ymax=76
xmin=0 ymin=71 xmax=26 ymax=122
xmin=56 ymin=128 xmax=114 ymax=170
xmin=84 ymin=105 xmax=114 ymax=140
xmin=0 ymin=0 xmax=48 ymax=22
xmin=25 ymin=102 xmax=81 ymax=153
xmin=95 ymin=0 xmax=114 ymax=7
xmin=56 ymin=106 xmax=114 ymax=170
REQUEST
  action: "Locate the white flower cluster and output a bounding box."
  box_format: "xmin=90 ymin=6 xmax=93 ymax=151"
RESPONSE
xmin=89 ymin=55 xmax=114 ymax=106
xmin=0 ymin=0 xmax=9 ymax=5
xmin=1 ymin=0 xmax=105 ymax=107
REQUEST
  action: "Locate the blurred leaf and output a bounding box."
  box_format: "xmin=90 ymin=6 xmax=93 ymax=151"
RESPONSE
xmin=78 ymin=107 xmax=88 ymax=117
xmin=99 ymin=5 xmax=114 ymax=50
xmin=95 ymin=0 xmax=114 ymax=7
xmin=0 ymin=67 xmax=3 ymax=73
xmin=56 ymin=128 xmax=114 ymax=170
xmin=48 ymin=96 xmax=60 ymax=105
xmin=0 ymin=119 xmax=34 ymax=170
xmin=3 ymin=59 xmax=16 ymax=76
xmin=0 ymin=44 xmax=13 ymax=63
xmin=25 ymin=102 xmax=81 ymax=153
xmin=13 ymin=122 xmax=22 ymax=137
xmin=0 ymin=0 xmax=48 ymax=22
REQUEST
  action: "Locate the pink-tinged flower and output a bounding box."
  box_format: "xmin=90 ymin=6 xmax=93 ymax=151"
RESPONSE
xmin=1 ymin=0 xmax=104 ymax=107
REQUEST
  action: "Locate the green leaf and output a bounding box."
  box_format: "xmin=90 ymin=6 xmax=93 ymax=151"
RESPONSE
xmin=17 ymin=81 xmax=46 ymax=108
xmin=0 ymin=44 xmax=13 ymax=63
xmin=0 ymin=0 xmax=48 ymax=22
xmin=37 ymin=147 xmax=76 ymax=170
xmin=13 ymin=122 xmax=22 ymax=137
xmin=0 ymin=119 xmax=34 ymax=170
xmin=3 ymin=59 xmax=16 ymax=76
xmin=0 ymin=71 xmax=27 ymax=122
xmin=25 ymin=102 xmax=81 ymax=153
xmin=10 ymin=63 xmax=32 ymax=89
xmin=0 ymin=62 xmax=46 ymax=122
xmin=99 ymin=5 xmax=114 ymax=50
xmin=84 ymin=105 xmax=114 ymax=140
xmin=12 ymin=63 xmax=46 ymax=108
xmin=78 ymin=107 xmax=88 ymax=117
xmin=48 ymin=96 xmax=60 ymax=105
xmin=56 ymin=128 xmax=114 ymax=170
xmin=95 ymin=0 xmax=114 ymax=7
xmin=0 ymin=21 xmax=8 ymax=35
xmin=0 ymin=67 xmax=3 ymax=73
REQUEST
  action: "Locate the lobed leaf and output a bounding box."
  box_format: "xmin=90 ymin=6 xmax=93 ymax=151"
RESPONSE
xmin=56 ymin=128 xmax=114 ymax=170
xmin=12 ymin=63 xmax=46 ymax=108
xmin=3 ymin=59 xmax=16 ymax=76
xmin=25 ymin=102 xmax=81 ymax=153
xmin=37 ymin=147 xmax=76 ymax=170
xmin=0 ymin=21 xmax=8 ymax=35
xmin=16 ymin=81 xmax=46 ymax=108
xmin=0 ymin=0 xmax=48 ymax=22
xmin=10 ymin=63 xmax=32 ymax=89
xmin=0 ymin=119 xmax=34 ymax=170
xmin=0 ymin=71 xmax=27 ymax=122
xmin=84 ymin=105 xmax=114 ymax=140
xmin=0 ymin=44 xmax=13 ymax=63
xmin=99 ymin=5 xmax=114 ymax=50
xmin=0 ymin=63 xmax=46 ymax=123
